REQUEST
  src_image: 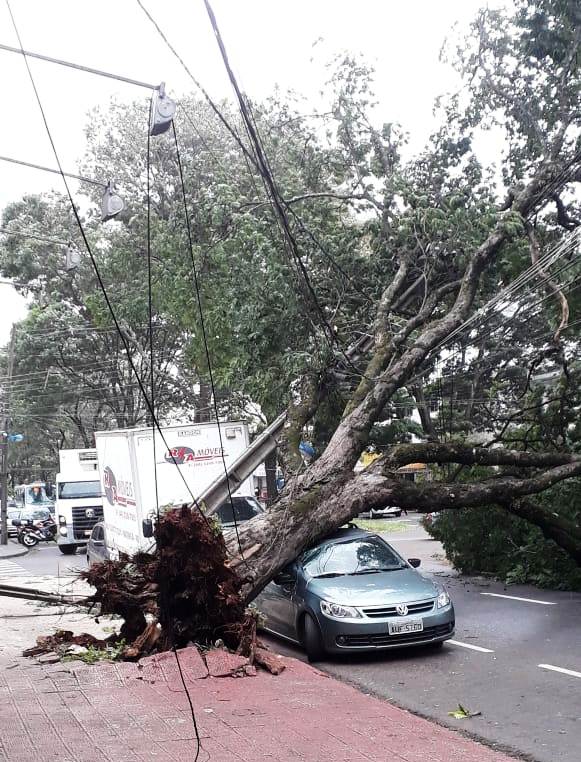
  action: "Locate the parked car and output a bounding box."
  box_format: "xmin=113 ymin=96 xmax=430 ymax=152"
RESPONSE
xmin=7 ymin=508 xmax=21 ymax=537
xmin=215 ymin=496 xmax=264 ymax=529
xmin=9 ymin=508 xmax=53 ymax=537
xmin=254 ymin=526 xmax=454 ymax=661
xmin=359 ymin=506 xmax=402 ymax=519
xmin=86 ymin=522 xmax=111 ymax=567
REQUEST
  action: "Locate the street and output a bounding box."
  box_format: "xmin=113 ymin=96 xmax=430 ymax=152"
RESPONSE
xmin=1 ymin=519 xmax=580 ymax=762
xmin=262 ymin=518 xmax=581 ymax=762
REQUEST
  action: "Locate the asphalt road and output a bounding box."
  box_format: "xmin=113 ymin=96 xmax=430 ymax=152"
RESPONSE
xmin=3 ymin=523 xmax=581 ymax=762
xmin=260 ymin=519 xmax=581 ymax=762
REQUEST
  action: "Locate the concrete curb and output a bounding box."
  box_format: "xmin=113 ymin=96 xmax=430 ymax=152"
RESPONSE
xmin=0 ymin=544 xmax=28 ymax=560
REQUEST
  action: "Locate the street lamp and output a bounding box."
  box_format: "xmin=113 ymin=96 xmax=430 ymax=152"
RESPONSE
xmin=0 ymin=227 xmax=83 ymax=272
xmin=0 ymin=155 xmax=125 ymax=222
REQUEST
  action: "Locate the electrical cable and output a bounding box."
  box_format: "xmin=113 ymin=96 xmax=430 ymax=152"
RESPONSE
xmin=171 ymin=120 xmax=248 ymax=565
xmin=422 ymin=259 xmax=581 ymax=381
xmin=138 ymin=0 xmax=371 ymax=376
xmin=202 ymin=0 xmax=369 ymax=380
xmin=4 ymin=0 xmax=211 ymax=528
xmin=146 ymin=96 xmax=160 ymax=524
xmin=146 ymin=103 xmax=202 ymax=762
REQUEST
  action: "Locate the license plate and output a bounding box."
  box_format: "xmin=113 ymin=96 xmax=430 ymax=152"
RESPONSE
xmin=388 ymin=618 xmax=423 ymax=635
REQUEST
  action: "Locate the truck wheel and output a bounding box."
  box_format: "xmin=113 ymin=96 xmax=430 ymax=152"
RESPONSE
xmin=59 ymin=545 xmax=77 ymax=555
xmin=302 ymin=613 xmax=326 ymax=662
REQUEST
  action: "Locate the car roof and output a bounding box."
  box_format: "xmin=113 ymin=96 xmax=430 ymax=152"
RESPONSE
xmin=316 ymin=525 xmax=372 ymax=545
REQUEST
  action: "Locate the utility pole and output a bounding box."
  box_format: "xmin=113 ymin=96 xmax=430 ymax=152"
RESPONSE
xmin=1 ymin=326 xmax=16 ymax=545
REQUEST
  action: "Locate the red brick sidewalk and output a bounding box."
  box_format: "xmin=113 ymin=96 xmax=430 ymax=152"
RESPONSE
xmin=0 ymin=648 xmax=517 ymax=762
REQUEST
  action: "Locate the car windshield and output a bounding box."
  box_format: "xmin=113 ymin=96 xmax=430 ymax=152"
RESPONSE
xmin=58 ymin=480 xmax=101 ymax=499
xmin=302 ymin=535 xmax=406 ymax=578
xmin=21 ymin=509 xmax=51 ymax=522
xmin=216 ymin=497 xmax=262 ymax=525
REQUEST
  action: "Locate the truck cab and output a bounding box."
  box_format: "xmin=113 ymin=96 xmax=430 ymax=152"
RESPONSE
xmin=56 ymin=449 xmax=104 ymax=555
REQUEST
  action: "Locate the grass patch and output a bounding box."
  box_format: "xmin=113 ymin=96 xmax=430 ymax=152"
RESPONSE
xmin=353 ymin=519 xmax=408 ymax=533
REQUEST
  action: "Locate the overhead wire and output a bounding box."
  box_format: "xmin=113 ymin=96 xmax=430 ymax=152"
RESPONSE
xmin=171 ymin=120 xmax=248 ymax=566
xmin=137 ymin=0 xmax=372 ymax=376
xmin=3 ymin=0 xmax=211 ymax=530
xmin=146 ymin=96 xmax=160 ymax=524
xmin=4 ymin=7 xmax=207 ymax=757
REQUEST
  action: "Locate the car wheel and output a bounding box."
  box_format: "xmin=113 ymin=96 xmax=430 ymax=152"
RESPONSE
xmin=58 ymin=545 xmax=77 ymax=555
xmin=302 ymin=613 xmax=326 ymax=662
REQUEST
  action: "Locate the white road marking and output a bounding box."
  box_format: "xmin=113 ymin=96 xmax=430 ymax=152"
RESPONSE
xmin=480 ymin=592 xmax=557 ymax=605
xmin=0 ymin=559 xmax=29 ymax=578
xmin=539 ymin=664 xmax=581 ymax=679
xmin=448 ymin=639 xmax=494 ymax=653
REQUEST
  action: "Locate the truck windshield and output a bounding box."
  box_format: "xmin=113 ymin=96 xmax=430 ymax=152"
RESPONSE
xmin=25 ymin=486 xmax=52 ymax=505
xmin=58 ymin=481 xmax=101 ymax=499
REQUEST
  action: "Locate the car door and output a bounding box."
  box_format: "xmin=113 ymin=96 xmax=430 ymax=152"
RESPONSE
xmin=256 ymin=563 xmax=300 ymax=640
xmin=88 ymin=524 xmax=106 ymax=566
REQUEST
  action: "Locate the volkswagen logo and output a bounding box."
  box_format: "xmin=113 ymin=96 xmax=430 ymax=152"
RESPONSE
xmin=85 ymin=508 xmax=95 ymax=519
xmin=396 ymin=604 xmax=408 ymax=616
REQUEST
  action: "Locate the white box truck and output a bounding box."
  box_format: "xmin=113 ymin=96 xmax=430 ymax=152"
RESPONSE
xmin=94 ymin=421 xmax=255 ymax=557
xmin=56 ymin=449 xmax=104 ymax=555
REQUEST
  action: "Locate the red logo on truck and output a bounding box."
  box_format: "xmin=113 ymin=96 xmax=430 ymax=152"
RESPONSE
xmin=164 ymin=446 xmax=224 ymax=465
xmin=103 ymin=466 xmax=135 ymax=507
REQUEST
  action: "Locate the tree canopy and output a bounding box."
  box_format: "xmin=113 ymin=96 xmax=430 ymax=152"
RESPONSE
xmin=0 ymin=0 xmax=579 ymax=587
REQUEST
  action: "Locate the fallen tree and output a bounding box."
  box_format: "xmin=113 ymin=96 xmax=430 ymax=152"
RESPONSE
xmin=214 ymin=0 xmax=581 ymax=598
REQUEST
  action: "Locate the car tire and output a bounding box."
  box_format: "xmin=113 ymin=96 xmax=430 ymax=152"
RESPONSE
xmin=302 ymin=613 xmax=326 ymax=662
xmin=59 ymin=545 xmax=77 ymax=555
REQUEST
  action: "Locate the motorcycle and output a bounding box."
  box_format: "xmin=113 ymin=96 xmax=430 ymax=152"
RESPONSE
xmin=16 ymin=516 xmax=57 ymax=548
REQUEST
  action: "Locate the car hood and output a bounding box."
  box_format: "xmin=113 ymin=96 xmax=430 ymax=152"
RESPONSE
xmin=306 ymin=567 xmax=439 ymax=606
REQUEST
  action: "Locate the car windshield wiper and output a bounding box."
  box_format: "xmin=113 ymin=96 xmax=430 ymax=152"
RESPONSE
xmin=312 ymin=572 xmax=346 ymax=579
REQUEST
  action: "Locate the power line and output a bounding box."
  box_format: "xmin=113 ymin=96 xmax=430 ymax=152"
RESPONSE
xmin=172 ymin=121 xmax=248 ymax=566
xmin=3 ymin=0 xmax=210 ymax=528
xmin=138 ymin=0 xmax=372 ymax=364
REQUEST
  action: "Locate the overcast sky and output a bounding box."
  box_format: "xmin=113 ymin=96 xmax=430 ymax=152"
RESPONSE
xmin=0 ymin=0 xmax=503 ymax=345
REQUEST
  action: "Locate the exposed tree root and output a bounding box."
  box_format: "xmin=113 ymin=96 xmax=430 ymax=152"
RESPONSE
xmin=23 ymin=507 xmax=282 ymax=674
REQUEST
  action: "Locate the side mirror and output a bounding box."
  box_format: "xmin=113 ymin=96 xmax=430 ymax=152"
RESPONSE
xmin=92 ymin=538 xmax=104 ymax=547
xmin=142 ymin=519 xmax=154 ymax=538
xmin=408 ymin=558 xmax=421 ymax=568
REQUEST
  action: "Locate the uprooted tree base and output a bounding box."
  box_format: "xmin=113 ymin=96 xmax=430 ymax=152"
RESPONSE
xmin=25 ymin=507 xmax=277 ymax=670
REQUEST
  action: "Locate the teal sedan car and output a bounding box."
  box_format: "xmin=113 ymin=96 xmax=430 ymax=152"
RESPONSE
xmin=254 ymin=526 xmax=454 ymax=661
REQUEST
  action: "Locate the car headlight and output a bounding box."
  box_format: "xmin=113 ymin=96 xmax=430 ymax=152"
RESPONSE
xmin=437 ymin=590 xmax=450 ymax=608
xmin=320 ymin=600 xmax=362 ymax=619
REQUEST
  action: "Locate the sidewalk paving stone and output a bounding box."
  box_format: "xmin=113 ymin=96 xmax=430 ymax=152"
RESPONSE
xmin=0 ymin=647 xmax=519 ymax=762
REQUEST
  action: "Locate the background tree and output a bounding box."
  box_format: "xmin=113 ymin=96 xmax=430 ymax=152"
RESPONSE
xmin=0 ymin=0 xmax=579 ymax=593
